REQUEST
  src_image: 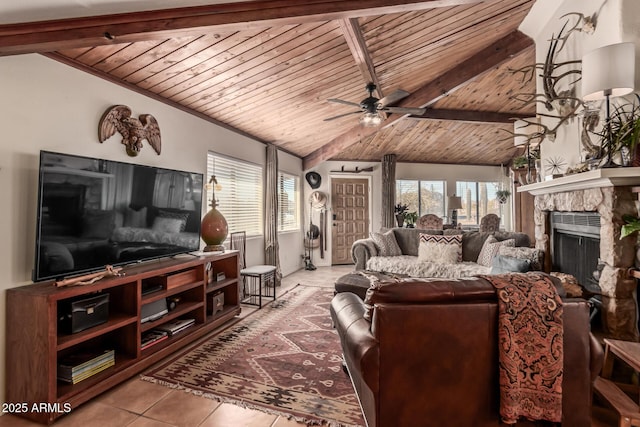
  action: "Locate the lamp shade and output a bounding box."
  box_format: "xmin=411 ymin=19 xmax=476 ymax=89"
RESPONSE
xmin=448 ymin=195 xmax=462 ymax=210
xmin=582 ymin=42 xmax=635 ymax=101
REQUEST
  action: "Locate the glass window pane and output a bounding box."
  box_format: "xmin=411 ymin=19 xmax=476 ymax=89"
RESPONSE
xmin=419 ymin=181 xmax=445 ymax=216
xmin=396 ymin=180 xmax=419 ymax=214
xmin=396 ymin=180 xmax=445 ymax=222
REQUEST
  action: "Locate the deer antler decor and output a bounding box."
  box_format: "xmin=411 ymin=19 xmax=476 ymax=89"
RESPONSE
xmin=98 ymin=105 xmax=161 ymax=157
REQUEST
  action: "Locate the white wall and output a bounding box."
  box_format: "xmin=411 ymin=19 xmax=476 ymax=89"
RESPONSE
xmin=0 ymin=53 xmax=303 ymax=405
xmin=519 ymin=0 xmax=640 ymax=170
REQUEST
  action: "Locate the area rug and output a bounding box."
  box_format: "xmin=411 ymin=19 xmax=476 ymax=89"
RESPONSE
xmin=142 ymin=285 xmax=364 ymax=427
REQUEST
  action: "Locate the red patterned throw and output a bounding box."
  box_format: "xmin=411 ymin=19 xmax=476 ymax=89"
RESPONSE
xmin=481 ymin=273 xmax=564 ymax=424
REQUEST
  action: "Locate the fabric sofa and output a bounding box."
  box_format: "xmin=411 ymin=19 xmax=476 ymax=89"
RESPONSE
xmin=351 ymin=227 xmax=536 ymax=277
xmin=330 ymin=275 xmax=603 ymax=427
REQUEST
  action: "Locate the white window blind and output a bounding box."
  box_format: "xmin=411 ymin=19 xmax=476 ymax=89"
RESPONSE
xmin=207 ymin=152 xmax=263 ymax=237
xmin=278 ymin=171 xmax=299 ymax=232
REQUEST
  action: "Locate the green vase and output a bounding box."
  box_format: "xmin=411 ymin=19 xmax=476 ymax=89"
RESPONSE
xmin=201 ymin=206 xmax=228 ymax=252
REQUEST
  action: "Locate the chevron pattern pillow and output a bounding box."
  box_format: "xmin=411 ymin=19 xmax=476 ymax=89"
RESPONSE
xmin=418 ymin=233 xmax=462 ymax=263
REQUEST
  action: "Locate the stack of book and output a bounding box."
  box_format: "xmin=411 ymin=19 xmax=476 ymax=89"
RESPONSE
xmin=58 ymin=349 xmax=115 ymax=384
xmin=155 ymin=318 xmax=195 ymax=336
xmin=141 ymin=330 xmax=169 ymax=351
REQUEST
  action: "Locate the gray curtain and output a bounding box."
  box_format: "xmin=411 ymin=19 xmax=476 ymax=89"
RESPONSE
xmin=265 ymin=144 xmax=282 ymax=285
xmin=381 ymin=153 xmax=397 ymax=229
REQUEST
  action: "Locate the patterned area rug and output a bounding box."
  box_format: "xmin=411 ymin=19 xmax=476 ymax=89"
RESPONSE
xmin=142 ymin=285 xmax=364 ymax=427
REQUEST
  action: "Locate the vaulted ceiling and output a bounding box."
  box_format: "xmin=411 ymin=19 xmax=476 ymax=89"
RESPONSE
xmin=0 ymin=0 xmax=537 ymax=169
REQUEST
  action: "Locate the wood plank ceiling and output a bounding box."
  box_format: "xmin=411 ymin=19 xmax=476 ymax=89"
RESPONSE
xmin=0 ymin=0 xmax=537 ymax=169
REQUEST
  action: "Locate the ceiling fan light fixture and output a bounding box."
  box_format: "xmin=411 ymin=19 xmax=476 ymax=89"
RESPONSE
xmin=360 ymin=111 xmax=383 ymax=127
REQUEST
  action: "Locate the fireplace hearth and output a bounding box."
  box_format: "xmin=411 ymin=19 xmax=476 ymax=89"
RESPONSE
xmin=520 ymin=169 xmax=640 ymax=340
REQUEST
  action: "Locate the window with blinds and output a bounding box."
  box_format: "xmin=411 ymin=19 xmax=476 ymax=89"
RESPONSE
xmin=396 ymin=180 xmax=445 ymax=217
xmin=278 ymin=171 xmax=299 ymax=232
xmin=207 ymin=152 xmax=264 ymax=237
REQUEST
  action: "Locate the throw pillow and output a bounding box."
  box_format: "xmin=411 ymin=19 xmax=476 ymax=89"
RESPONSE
xmin=158 ymin=209 xmax=190 ymax=232
xmin=490 ymin=255 xmax=530 ymax=274
xmin=498 ymin=246 xmax=544 ymax=271
xmin=124 ymin=206 xmax=148 ymax=228
xmin=419 ymin=233 xmax=462 ymax=262
xmin=418 ymin=241 xmax=459 ymax=264
xmin=477 ymin=235 xmax=515 ymax=267
xmin=81 ymin=209 xmax=116 ymax=239
xmin=152 ymin=216 xmax=186 ymax=234
xmin=370 ymin=230 xmax=402 ymax=256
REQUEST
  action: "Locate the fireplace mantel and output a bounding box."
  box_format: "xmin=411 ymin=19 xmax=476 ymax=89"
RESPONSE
xmin=517 ymin=167 xmax=640 ymax=196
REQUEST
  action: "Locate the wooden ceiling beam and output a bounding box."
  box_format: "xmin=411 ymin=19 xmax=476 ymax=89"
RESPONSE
xmin=303 ymin=30 xmax=533 ymax=169
xmin=338 ymin=18 xmax=383 ymax=98
xmin=0 ymin=0 xmax=485 ymax=56
xmin=408 ymin=109 xmax=530 ymax=124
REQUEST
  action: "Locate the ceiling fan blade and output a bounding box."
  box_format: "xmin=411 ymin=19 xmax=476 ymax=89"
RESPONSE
xmin=323 ymin=111 xmax=362 ymax=121
xmin=378 ymin=89 xmax=410 ymax=107
xmin=327 ymin=98 xmax=361 ymax=108
xmin=383 ymin=106 xmax=426 ymax=115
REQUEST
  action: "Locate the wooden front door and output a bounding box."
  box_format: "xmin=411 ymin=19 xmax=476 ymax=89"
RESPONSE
xmin=331 ymin=178 xmax=369 ymax=265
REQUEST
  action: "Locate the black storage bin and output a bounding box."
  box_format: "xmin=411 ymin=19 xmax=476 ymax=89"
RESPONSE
xmin=58 ymin=293 xmax=110 ymax=334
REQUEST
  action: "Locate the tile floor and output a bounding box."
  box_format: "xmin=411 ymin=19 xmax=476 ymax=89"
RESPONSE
xmin=0 ymin=265 xmax=619 ymax=426
xmin=0 ymin=265 xmax=354 ymax=427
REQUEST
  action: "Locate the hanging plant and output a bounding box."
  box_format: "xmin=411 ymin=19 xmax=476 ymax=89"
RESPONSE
xmin=496 ymin=190 xmax=511 ymax=204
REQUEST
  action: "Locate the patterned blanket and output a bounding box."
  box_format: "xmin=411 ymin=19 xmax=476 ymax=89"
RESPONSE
xmin=481 ymin=273 xmax=564 ymax=424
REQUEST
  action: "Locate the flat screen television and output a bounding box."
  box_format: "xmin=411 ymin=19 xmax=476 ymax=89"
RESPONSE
xmin=33 ymin=150 xmax=204 ymax=282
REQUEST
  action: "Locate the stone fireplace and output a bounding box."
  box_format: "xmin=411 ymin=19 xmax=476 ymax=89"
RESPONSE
xmin=519 ymin=168 xmax=640 ymax=341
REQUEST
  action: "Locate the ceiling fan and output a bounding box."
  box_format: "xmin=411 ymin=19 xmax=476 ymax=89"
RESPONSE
xmin=324 ymin=82 xmax=426 ymax=126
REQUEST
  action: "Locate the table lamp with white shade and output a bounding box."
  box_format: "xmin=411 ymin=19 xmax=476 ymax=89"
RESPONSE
xmin=582 ymin=42 xmax=636 ymax=167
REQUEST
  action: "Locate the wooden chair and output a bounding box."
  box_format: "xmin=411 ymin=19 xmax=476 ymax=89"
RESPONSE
xmin=417 ymin=214 xmax=443 ymax=230
xmin=480 ymin=213 xmax=501 ymax=232
xmin=230 ymin=231 xmax=246 ymax=296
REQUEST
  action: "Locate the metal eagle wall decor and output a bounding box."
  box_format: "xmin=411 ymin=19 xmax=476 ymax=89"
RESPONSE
xmin=98 ymin=105 xmax=161 ymax=156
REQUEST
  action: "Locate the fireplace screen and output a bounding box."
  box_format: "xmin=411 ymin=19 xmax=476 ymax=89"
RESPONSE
xmin=551 ymin=212 xmax=601 ymax=290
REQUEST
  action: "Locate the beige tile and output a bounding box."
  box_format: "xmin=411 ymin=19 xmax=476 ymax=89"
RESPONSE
xmin=271 ymin=416 xmax=307 ymax=426
xmin=199 ymin=403 xmax=277 ymax=427
xmin=97 ymin=377 xmax=173 ymax=414
xmin=143 ymin=389 xmax=219 ymax=427
xmin=127 ymin=416 xmax=176 ymax=427
xmin=53 ymin=402 xmax=138 ymax=427
xmin=0 ymin=414 xmax=42 ymax=426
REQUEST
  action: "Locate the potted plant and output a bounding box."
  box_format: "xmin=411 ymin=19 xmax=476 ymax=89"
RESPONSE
xmin=511 ymin=155 xmax=529 ymax=169
xmin=404 ymin=211 xmax=418 ymax=228
xmin=620 ymin=215 xmax=640 ymax=239
xmin=394 ymin=203 xmax=408 ymax=227
xmin=496 ymin=189 xmax=511 ymax=204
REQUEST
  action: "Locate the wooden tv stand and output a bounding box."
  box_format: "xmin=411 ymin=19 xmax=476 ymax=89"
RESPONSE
xmin=6 ymin=252 xmax=240 ymax=424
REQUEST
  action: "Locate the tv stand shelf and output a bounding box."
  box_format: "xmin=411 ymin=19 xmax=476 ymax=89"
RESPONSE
xmin=6 ymin=252 xmax=240 ymax=425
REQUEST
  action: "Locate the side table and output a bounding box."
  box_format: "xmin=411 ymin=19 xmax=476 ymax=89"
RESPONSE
xmin=240 ymin=265 xmax=277 ymax=308
xmin=594 ymin=338 xmax=640 ymax=427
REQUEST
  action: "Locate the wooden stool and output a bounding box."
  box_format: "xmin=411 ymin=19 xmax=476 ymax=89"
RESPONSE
xmin=239 ymin=265 xmax=276 ymax=308
xmin=594 ymin=339 xmax=640 ymax=427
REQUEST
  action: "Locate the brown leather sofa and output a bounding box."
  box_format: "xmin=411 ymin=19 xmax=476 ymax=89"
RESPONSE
xmin=330 ymin=275 xmax=603 ymax=427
